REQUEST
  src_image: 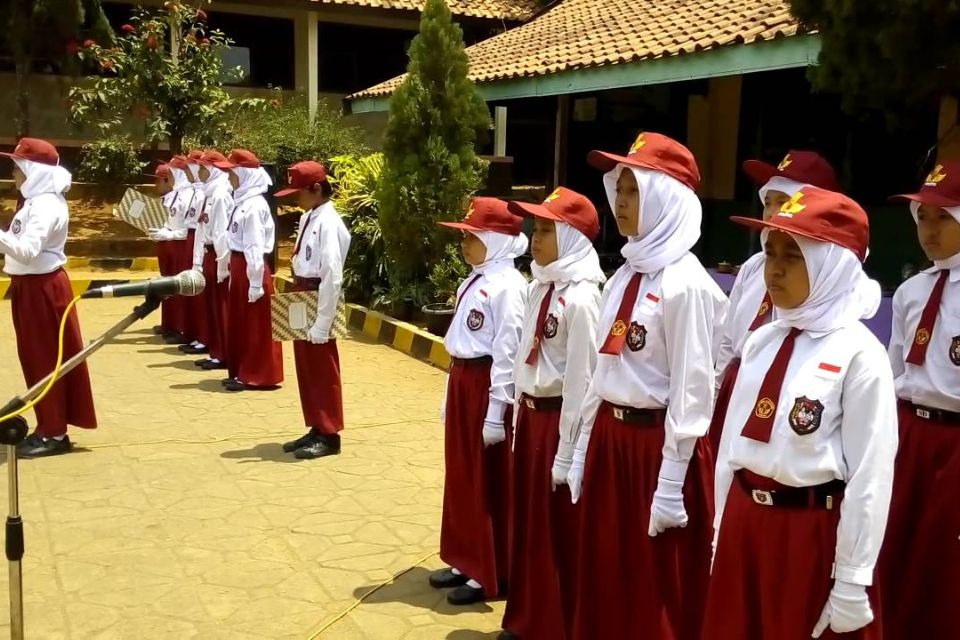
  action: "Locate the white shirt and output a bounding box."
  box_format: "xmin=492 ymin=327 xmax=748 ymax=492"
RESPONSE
xmin=261 ymin=208 xmax=276 ymax=254
xmin=444 ymin=263 xmax=527 ymax=422
xmin=715 ymin=252 xmax=770 ymax=384
xmin=514 ymin=279 xmax=601 ymax=459
xmin=292 ymin=202 xmax=352 ymax=337
xmin=890 ymin=266 xmax=960 ymax=411
xmin=226 ymin=195 xmax=271 ymax=289
xmin=182 ymin=184 xmax=205 ymax=231
xmin=160 ymin=188 xmax=192 ymax=239
xmin=578 ymin=253 xmax=728 ymax=478
xmin=715 ymin=321 xmax=897 ymax=586
xmin=192 ymin=188 xmax=234 ymax=270
xmin=0 ymin=193 xmax=68 ymax=275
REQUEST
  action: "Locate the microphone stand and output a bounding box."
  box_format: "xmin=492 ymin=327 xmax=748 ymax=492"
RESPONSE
xmin=0 ymin=294 xmax=162 ymax=640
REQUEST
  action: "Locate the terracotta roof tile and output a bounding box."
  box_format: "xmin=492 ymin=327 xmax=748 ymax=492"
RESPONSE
xmin=306 ymin=0 xmax=537 ymax=20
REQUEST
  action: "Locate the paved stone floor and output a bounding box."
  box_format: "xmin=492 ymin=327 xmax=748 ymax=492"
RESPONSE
xmin=0 ymin=298 xmax=506 ymax=639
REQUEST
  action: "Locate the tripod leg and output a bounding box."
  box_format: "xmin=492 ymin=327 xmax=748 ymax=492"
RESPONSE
xmin=6 ymin=444 xmax=23 ymax=640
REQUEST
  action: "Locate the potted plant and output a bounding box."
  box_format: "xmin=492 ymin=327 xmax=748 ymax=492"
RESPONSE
xmin=423 ymin=242 xmax=469 ymax=336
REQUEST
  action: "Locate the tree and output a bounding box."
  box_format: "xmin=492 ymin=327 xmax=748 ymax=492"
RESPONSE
xmin=376 ymin=0 xmax=490 ymax=303
xmin=0 ymin=0 xmax=112 ymax=137
xmin=788 ymin=0 xmax=960 ymax=117
xmin=67 ymin=1 xmax=263 ymax=154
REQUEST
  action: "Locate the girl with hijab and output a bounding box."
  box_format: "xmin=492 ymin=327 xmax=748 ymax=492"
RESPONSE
xmin=428 ymin=197 xmax=527 ymax=606
xmin=711 ymin=151 xmax=841 ymax=453
xmin=566 ymin=132 xmax=727 ymax=640
xmin=215 ymin=149 xmax=283 ymax=392
xmin=704 ymin=186 xmax=895 ymax=640
xmin=0 ymin=138 xmax=97 ymax=457
xmin=178 ymin=150 xmax=209 ymax=356
xmin=150 ymin=155 xmax=193 ymax=343
xmin=499 ymin=188 xmax=604 ymax=640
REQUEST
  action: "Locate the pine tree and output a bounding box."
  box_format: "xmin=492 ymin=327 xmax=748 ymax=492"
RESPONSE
xmin=377 ymin=0 xmax=490 ymax=302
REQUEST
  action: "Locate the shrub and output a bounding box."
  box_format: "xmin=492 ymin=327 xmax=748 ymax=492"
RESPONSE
xmin=76 ymin=135 xmax=147 ymax=183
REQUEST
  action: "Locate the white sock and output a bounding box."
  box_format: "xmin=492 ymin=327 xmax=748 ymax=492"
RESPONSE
xmin=195 ymin=343 xmax=206 ymax=349
xmin=52 ymin=435 xmax=66 ymax=441
xmin=189 ymin=341 xmax=199 ymax=347
xmin=466 ymin=579 xmax=482 ymax=589
xmin=208 ymin=358 xmax=221 ymax=364
xmin=450 ymin=568 xmax=462 ymax=576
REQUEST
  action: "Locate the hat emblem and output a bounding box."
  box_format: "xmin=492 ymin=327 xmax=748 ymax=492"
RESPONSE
xmin=778 ymin=191 xmax=806 ymax=217
xmin=463 ymin=202 xmax=475 ymax=222
xmin=925 ymin=164 xmax=947 ymax=187
xmin=754 ymin=397 xmax=776 ymax=420
xmin=629 ymin=133 xmax=646 ymax=154
xmin=777 ymin=154 xmax=792 ymax=171
xmin=544 ymin=188 xmax=562 ymax=204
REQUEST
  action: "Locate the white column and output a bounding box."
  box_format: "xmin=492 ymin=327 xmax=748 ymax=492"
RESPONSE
xmin=493 ymin=106 xmax=507 ymax=157
xmin=294 ymin=10 xmax=319 ymax=122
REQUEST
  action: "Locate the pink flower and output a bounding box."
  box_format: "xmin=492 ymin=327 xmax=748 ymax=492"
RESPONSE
xmin=83 ymin=39 xmax=96 ymax=48
xmin=121 ymin=24 xmax=136 ymax=34
xmin=196 ymin=9 xmax=208 ymax=21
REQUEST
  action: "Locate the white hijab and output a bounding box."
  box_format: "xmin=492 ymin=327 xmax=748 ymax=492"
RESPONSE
xmin=473 ymin=230 xmax=528 ymax=274
xmin=232 ymin=166 xmax=272 ymax=205
xmin=759 ymin=176 xmax=806 ymax=205
xmin=909 ymin=201 xmax=960 ymax=269
xmin=603 ymin=164 xmax=701 ymax=273
xmin=203 ymin=165 xmax=231 ymax=196
xmin=766 ymin=231 xmax=881 ymax=334
xmin=530 ymin=221 xmax=605 ymax=285
xmin=14 ymin=158 xmax=72 ymax=200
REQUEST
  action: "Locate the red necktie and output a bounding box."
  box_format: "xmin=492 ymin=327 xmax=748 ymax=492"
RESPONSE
xmin=293 ymin=212 xmax=315 ymax=257
xmin=455 ymin=274 xmax=483 ymax=312
xmin=740 ymin=327 xmax=802 ymax=443
xmin=748 ymin=292 xmax=773 ymax=332
xmin=906 ymin=270 xmax=949 ymax=365
xmin=525 ymin=284 xmax=555 ymax=365
xmin=599 ymin=272 xmax=643 ymax=355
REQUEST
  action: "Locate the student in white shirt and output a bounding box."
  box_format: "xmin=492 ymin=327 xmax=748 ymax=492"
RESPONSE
xmin=274 ymin=161 xmax=351 ymax=460
xmin=150 ymin=155 xmax=192 ymax=343
xmin=711 ymin=151 xmax=840 ymax=453
xmin=428 ymin=198 xmax=527 ymax=606
xmin=215 ymin=149 xmax=283 ymax=391
xmin=0 ymin=138 xmax=97 ymax=458
xmin=567 ymin=133 xmax=727 ymax=640
xmin=499 ymin=188 xmax=603 ymax=640
xmin=178 ymin=150 xmax=209 ymax=356
xmin=705 ymin=186 xmax=895 ymax=640
xmin=880 ymin=161 xmax=960 ymax=638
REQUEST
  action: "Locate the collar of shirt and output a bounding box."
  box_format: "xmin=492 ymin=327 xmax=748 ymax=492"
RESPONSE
xmin=922 ymin=264 xmax=960 ymax=282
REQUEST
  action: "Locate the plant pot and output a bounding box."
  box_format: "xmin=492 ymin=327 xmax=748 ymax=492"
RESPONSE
xmin=390 ymin=300 xmax=415 ymax=322
xmin=422 ymin=303 xmax=455 ymax=337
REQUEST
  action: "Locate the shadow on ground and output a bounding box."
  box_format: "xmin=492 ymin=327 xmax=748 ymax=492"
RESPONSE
xmin=350 ymin=566 xmax=497 ymax=618
xmin=220 ymin=442 xmax=304 ymax=464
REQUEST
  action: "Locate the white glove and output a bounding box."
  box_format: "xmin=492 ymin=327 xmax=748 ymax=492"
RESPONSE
xmin=566 ymin=434 xmax=589 ymax=504
xmin=148 ymin=228 xmax=170 ymax=241
xmin=171 ymin=229 xmax=188 ymax=240
xmin=192 ymin=263 xmax=203 ymax=272
xmin=482 ymin=420 xmax=505 ymax=447
xmin=551 ymin=441 xmax=575 ymax=489
xmin=812 ymin=581 xmax=873 ymax=637
xmin=648 ymin=476 xmax=688 ymax=537
xmin=307 ymin=323 xmax=329 ymax=345
xmin=248 ymin=286 xmax=264 ymax=304
xmin=217 ymin=266 xmax=229 ymax=283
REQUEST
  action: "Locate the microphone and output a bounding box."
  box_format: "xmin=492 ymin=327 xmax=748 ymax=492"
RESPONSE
xmin=82 ymin=270 xmax=206 ymax=299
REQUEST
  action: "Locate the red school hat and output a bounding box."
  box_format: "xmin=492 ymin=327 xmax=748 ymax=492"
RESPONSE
xmin=198 ymin=150 xmax=227 ymax=167
xmin=439 ymin=197 xmax=523 ymax=235
xmin=587 ymin=132 xmax=700 ymax=192
xmin=743 ymin=150 xmax=841 ymax=192
xmin=274 ymin=161 xmax=328 ymax=197
xmin=147 ymin=163 xmax=171 ymax=179
xmin=730 ymin=186 xmax=869 ymax=262
xmin=507 ymin=186 xmax=600 ymax=241
xmin=186 ymin=149 xmax=205 ymax=164
xmin=214 ymin=149 xmax=260 ymax=170
xmin=890 ymin=161 xmax=960 ymax=208
xmin=0 ymin=138 xmax=60 ymax=166
xmin=167 ymin=155 xmax=190 ymax=171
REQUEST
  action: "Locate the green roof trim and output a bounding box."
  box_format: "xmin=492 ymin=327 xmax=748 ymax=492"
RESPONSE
xmin=350 ymin=34 xmax=821 ymax=113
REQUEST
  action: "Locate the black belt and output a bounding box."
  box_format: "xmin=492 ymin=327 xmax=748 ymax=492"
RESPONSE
xmin=605 ymin=402 xmax=666 ymax=426
xmin=451 ymin=356 xmax=493 ymax=367
xmin=520 ymin=394 xmax=563 ymax=412
xmin=231 ymin=251 xmax=271 ymax=258
xmin=899 ymin=400 xmax=960 ymax=425
xmin=294 ymin=276 xmax=322 ymax=289
xmin=736 ymin=470 xmax=845 ymax=510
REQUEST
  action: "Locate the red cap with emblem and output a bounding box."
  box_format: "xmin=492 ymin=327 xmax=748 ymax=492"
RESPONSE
xmin=890 ymin=161 xmax=960 ymax=208
xmin=439 ymin=197 xmax=523 ymax=235
xmin=186 ymin=149 xmax=204 ymax=163
xmin=587 ymin=132 xmax=700 ymax=192
xmin=275 ymin=161 xmax=329 ymax=197
xmin=214 ymin=149 xmax=261 ymax=170
xmin=199 ymin=150 xmax=227 ymax=167
xmin=1 ymin=138 xmax=60 ymax=166
xmin=743 ymin=150 xmax=841 ymax=192
xmin=731 ymin=186 xmax=869 ymax=262
xmin=167 ymin=155 xmax=190 ymax=171
xmin=507 ymin=187 xmax=600 ymax=241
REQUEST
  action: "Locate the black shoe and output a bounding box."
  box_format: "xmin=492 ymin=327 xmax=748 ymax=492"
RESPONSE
xmin=165 ymin=334 xmax=190 ymax=345
xmin=152 ymin=325 xmax=165 ymax=335
xmin=200 ymin=359 xmax=227 ymax=370
xmin=224 ymin=379 xmax=248 ymax=392
xmin=221 ymin=377 xmax=234 ymax=387
xmin=429 ymin=568 xmax=468 ymax=589
xmin=498 ymin=632 xmax=520 ymax=640
xmin=282 ymin=431 xmax=318 ymax=453
xmin=18 ymin=435 xmax=72 ymax=458
xmin=180 ymin=344 xmax=209 ymax=355
xmin=15 ymin=432 xmax=43 ymax=454
xmin=293 ymin=434 xmax=340 ymax=459
xmin=447 ymin=584 xmax=485 ymax=606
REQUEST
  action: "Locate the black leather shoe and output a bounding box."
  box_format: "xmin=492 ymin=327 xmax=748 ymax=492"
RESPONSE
xmin=165 ymin=334 xmax=190 ymax=345
xmin=18 ymin=435 xmax=72 ymax=458
xmin=221 ymin=378 xmax=234 ymax=387
xmin=283 ymin=431 xmax=317 ymax=453
xmin=429 ymin=568 xmax=468 ymax=589
xmin=152 ymin=325 xmax=165 ymax=335
xmin=293 ymin=435 xmax=341 ymax=459
xmin=224 ymin=379 xmax=248 ymax=392
xmin=498 ymin=632 xmax=520 ymax=640
xmin=197 ymin=359 xmax=227 ymax=370
xmin=447 ymin=584 xmax=485 ymax=605
xmin=180 ymin=344 xmax=209 ymax=355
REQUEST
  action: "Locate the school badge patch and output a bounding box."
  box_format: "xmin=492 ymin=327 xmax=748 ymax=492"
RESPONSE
xmin=626 ymin=321 xmax=647 ymax=352
xmin=543 ymin=313 xmax=559 ymax=340
xmin=231 ymin=222 xmax=239 ymax=233
xmin=305 ymin=246 xmax=312 ymax=261
xmin=11 ymin=220 xmax=21 ymax=235
xmin=789 ymin=396 xmax=824 ymax=435
xmin=467 ymin=309 xmax=484 ymax=331
xmin=950 ymin=336 xmax=960 ymax=366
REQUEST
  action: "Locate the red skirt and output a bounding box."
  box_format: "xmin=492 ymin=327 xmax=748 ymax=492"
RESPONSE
xmin=440 ymin=357 xmax=511 ymax=595
xmin=292 ymin=278 xmax=343 ymax=434
xmin=502 ymin=399 xmax=579 ymax=640
xmin=226 ymin=253 xmax=283 ymax=387
xmin=9 ymin=269 xmax=97 ymax=437
xmin=571 ymin=402 xmax=714 ymax=640
xmin=878 ymin=402 xmax=960 ymax=638
xmin=200 ymin=247 xmax=229 ymax=362
xmin=708 ymin=358 xmax=740 ymax=454
xmin=156 ymin=240 xmax=185 ymax=334
xmin=181 ymin=230 xmax=207 ymax=342
xmin=704 ymin=474 xmax=881 ymax=640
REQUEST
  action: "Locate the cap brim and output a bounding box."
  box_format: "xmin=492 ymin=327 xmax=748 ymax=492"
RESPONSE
xmin=742 ymin=160 xmax=778 ymax=186
xmin=586 ymin=150 xmax=666 ymax=177
xmin=506 ymin=200 xmax=564 ymax=222
xmin=0 ymin=152 xmax=21 ymax=162
xmin=438 ymin=221 xmax=484 ymax=232
xmin=730 ymin=215 xmax=830 ymax=247
xmin=273 ymin=187 xmax=302 ymax=198
xmin=212 ymin=161 xmax=236 ymax=170
xmin=889 ymin=192 xmax=960 ymax=207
